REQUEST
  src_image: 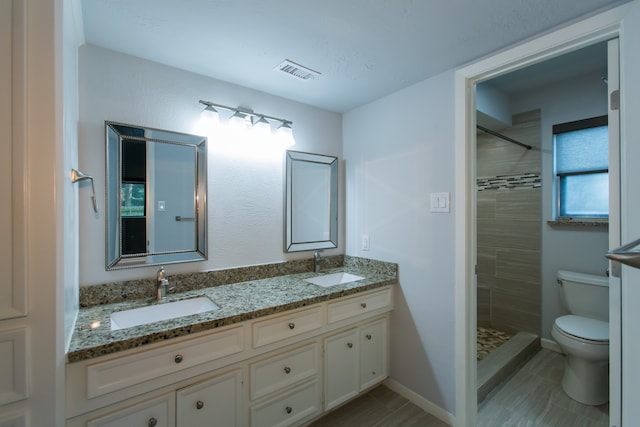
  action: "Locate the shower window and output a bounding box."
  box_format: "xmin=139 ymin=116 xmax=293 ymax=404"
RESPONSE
xmin=553 ymin=115 xmax=608 ymax=220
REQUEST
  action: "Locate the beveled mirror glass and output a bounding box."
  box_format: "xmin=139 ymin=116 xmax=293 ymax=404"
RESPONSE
xmin=106 ymin=121 xmax=207 ymax=269
xmin=285 ymin=150 xmax=338 ymax=252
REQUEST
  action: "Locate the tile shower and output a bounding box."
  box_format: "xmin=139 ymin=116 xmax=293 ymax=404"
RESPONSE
xmin=476 ymin=110 xmax=542 ymax=357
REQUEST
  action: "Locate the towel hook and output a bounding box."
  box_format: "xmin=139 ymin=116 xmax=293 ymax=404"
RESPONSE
xmin=71 ymin=169 xmax=98 ymax=213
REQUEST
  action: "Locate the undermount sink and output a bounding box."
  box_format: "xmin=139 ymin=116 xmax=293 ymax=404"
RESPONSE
xmin=110 ymin=296 xmax=219 ymax=331
xmin=304 ymin=272 xmax=365 ymax=288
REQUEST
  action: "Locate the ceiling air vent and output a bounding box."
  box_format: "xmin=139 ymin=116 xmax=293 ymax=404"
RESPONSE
xmin=274 ymin=60 xmax=321 ymax=81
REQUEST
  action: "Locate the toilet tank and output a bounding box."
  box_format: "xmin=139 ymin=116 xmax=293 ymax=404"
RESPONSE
xmin=557 ymin=270 xmax=609 ymax=321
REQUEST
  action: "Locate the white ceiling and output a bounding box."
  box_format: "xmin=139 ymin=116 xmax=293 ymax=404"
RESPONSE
xmin=80 ymin=0 xmax=628 ymax=113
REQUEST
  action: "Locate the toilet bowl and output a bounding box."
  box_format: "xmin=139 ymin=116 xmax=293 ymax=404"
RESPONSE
xmin=553 ymin=270 xmax=609 ymax=406
xmin=552 ymin=315 xmax=609 ymax=405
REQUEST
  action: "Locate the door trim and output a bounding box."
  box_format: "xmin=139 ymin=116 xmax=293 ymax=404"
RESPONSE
xmin=453 ymin=6 xmax=629 ymax=427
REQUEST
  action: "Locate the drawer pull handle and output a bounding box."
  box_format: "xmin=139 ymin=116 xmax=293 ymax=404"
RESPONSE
xmin=361 ymin=302 xmax=367 ymax=308
xmin=196 ymin=400 xmax=204 ymax=410
xmin=174 ymin=354 xmax=183 ymax=364
xmin=284 ymin=366 xmax=291 ymax=374
xmin=148 ymin=418 xmax=157 ymax=427
xmin=366 ymin=334 xmax=372 ymax=340
xmin=288 ymin=322 xmax=295 ymax=330
xmin=347 ymin=342 xmax=353 ymax=348
xmin=285 ymin=406 xmax=293 ymax=414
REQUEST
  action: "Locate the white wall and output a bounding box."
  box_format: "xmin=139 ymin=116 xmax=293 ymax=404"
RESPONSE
xmin=63 ymin=0 xmax=81 ymax=350
xmin=343 ymin=71 xmax=457 ymax=413
xmin=618 ymin=3 xmax=640 ymax=422
xmin=476 ymin=82 xmax=512 ymax=129
xmin=78 ymin=45 xmax=342 ymax=285
xmin=511 ymin=71 xmax=609 ymax=340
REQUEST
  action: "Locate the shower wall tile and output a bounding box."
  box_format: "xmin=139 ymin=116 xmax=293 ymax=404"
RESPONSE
xmin=477 ymin=219 xmax=541 ymax=251
xmin=478 ymin=287 xmax=492 ymax=328
xmin=477 ymin=250 xmax=497 ymax=276
xmin=476 ymin=110 xmax=542 ymax=337
xmin=492 ymin=304 xmax=541 ymax=335
xmin=496 ymin=249 xmax=541 ymax=283
xmin=477 ymin=192 xmax=496 ymax=219
xmin=476 ymin=110 xmax=541 ymax=178
xmin=492 ymin=286 xmax=541 ymax=314
xmin=488 ymin=276 xmax=541 ymax=302
xmin=512 ymin=109 xmax=541 ymax=127
xmin=495 ymin=189 xmax=541 ymax=220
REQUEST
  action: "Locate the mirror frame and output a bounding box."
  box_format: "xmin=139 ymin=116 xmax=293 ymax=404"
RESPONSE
xmin=105 ymin=121 xmax=208 ymax=270
xmin=284 ymin=150 xmax=338 ymax=252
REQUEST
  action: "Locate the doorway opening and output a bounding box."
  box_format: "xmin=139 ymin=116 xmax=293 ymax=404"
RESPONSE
xmin=454 ymin=15 xmax=622 ymax=427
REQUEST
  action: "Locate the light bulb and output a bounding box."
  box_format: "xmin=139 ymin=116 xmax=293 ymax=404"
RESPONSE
xmin=276 ymin=122 xmax=295 ymax=147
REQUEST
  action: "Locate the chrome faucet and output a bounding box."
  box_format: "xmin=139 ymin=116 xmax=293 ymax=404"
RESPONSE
xmin=156 ymin=266 xmax=169 ymax=301
xmin=314 ymin=250 xmax=328 ymax=273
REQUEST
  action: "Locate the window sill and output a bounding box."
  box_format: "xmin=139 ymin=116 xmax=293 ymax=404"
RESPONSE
xmin=547 ymin=220 xmax=608 ymax=229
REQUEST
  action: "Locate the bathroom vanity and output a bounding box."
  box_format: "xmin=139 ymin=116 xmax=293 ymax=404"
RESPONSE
xmin=65 ymin=260 xmax=396 ymax=426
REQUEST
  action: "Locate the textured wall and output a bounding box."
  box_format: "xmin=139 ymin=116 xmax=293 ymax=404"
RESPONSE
xmin=476 ymin=111 xmax=542 ymax=335
xmin=78 ymin=45 xmax=343 ymax=285
xmin=344 ymin=71 xmax=457 ymax=413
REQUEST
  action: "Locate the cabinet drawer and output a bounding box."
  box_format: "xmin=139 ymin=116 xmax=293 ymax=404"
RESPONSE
xmin=250 ymin=343 xmax=319 ymax=400
xmin=252 ymin=307 xmax=323 ymax=348
xmin=176 ymin=369 xmax=243 ymax=427
xmin=250 ymin=380 xmax=321 ymax=427
xmin=83 ymin=393 xmax=175 ymax=427
xmin=87 ymin=326 xmax=244 ymax=398
xmin=327 ymin=288 xmax=392 ymax=323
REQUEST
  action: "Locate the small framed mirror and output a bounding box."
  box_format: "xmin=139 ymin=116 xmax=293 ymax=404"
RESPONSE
xmin=106 ymin=121 xmax=207 ymax=269
xmin=285 ymin=150 xmax=338 ymax=252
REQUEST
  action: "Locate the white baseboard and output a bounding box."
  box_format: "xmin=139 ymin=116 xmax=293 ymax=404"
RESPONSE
xmin=541 ymin=337 xmax=562 ymax=353
xmin=383 ymin=378 xmax=455 ymax=426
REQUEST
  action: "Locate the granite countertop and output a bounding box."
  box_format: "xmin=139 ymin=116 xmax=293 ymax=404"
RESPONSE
xmin=68 ymin=263 xmax=397 ymax=363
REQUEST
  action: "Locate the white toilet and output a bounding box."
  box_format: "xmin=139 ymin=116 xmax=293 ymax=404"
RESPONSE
xmin=551 ymin=270 xmax=609 ymax=405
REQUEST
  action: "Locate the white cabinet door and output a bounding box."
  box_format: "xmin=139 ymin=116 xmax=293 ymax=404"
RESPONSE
xmin=359 ymin=318 xmax=388 ymax=391
xmin=86 ymin=393 xmax=175 ymax=427
xmin=176 ymin=369 xmax=243 ymax=427
xmin=324 ymin=328 xmax=359 ymax=410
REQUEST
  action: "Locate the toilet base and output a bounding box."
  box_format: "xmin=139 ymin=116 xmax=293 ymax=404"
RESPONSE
xmin=561 ymin=353 xmax=609 ymax=406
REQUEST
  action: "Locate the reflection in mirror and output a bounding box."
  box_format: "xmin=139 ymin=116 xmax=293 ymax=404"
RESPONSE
xmin=106 ymin=122 xmax=207 ymax=270
xmin=285 ymin=150 xmax=338 ymax=252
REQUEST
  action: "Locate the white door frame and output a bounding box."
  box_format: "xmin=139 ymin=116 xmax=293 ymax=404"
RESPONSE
xmin=453 ymin=7 xmax=629 ymax=427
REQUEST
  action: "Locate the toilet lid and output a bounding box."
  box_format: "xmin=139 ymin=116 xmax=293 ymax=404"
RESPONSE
xmin=555 ymin=315 xmax=609 ymax=342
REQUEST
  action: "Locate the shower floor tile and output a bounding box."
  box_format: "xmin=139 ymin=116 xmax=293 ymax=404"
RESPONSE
xmin=477 ymin=326 xmax=512 ymax=360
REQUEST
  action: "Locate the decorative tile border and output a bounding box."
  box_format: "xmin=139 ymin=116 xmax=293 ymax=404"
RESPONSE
xmin=477 ymin=172 xmax=541 ymax=191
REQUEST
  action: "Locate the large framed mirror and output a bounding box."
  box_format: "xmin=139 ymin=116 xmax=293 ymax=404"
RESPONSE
xmin=285 ymin=150 xmax=338 ymax=252
xmin=106 ymin=121 xmax=207 ymax=270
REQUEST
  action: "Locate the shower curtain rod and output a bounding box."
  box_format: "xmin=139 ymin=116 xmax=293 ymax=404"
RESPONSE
xmin=477 ymin=125 xmax=532 ymax=150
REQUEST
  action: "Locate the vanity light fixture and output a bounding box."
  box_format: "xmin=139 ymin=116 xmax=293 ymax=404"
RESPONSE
xmin=201 ymin=103 xmax=219 ymax=124
xmin=198 ymin=100 xmax=295 ymax=145
xmin=229 ymin=109 xmax=252 ymax=128
xmin=276 ymin=121 xmax=295 ymax=147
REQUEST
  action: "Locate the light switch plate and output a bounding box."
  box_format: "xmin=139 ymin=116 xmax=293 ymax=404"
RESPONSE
xmin=362 ymin=235 xmax=370 ymax=251
xmin=430 ymin=192 xmax=450 ymax=213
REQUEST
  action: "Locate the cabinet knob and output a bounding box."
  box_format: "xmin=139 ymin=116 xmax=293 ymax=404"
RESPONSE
xmin=361 ymin=302 xmax=367 ymax=309
xmin=196 ymin=400 xmax=204 ymax=410
xmin=285 ymin=406 xmax=293 ymax=414
xmin=174 ymin=354 xmax=183 ymax=364
xmin=288 ymin=322 xmax=295 ymax=330
xmin=148 ymin=418 xmax=157 ymax=427
xmin=347 ymin=342 xmax=353 ymax=348
xmin=284 ymin=366 xmax=291 ymax=374
xmin=366 ymin=334 xmax=372 ymax=340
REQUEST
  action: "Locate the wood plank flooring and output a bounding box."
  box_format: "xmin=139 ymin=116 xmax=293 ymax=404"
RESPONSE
xmin=308 ymin=383 xmax=449 ymax=427
xmin=309 ymin=349 xmax=608 ymax=427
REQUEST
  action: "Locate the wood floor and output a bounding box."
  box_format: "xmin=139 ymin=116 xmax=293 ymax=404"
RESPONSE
xmin=309 ymin=349 xmax=609 ymax=427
